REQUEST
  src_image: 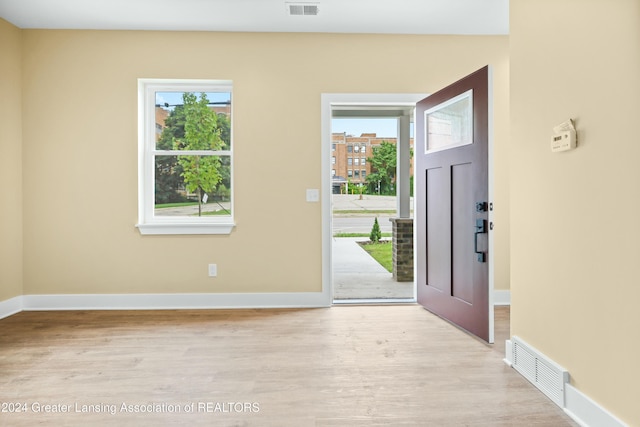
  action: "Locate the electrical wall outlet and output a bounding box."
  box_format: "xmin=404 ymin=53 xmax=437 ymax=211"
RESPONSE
xmin=208 ymin=264 xmax=217 ymax=277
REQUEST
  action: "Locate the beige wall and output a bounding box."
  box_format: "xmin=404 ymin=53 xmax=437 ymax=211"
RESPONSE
xmin=510 ymin=0 xmax=640 ymax=424
xmin=16 ymin=30 xmax=509 ymax=295
xmin=0 ymin=19 xmax=23 ymax=302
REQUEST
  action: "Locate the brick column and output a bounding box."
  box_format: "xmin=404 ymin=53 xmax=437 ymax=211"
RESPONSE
xmin=390 ymin=218 xmax=413 ymax=282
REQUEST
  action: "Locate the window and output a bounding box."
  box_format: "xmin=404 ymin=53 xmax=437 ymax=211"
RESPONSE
xmin=137 ymin=79 xmax=234 ymax=235
xmin=354 ymin=145 xmax=360 ymax=153
xmin=347 ymin=145 xmax=353 ymax=153
xmin=354 ymin=170 xmax=360 ymax=178
xmin=332 ymin=169 xmax=336 ymax=177
xmin=347 ymin=170 xmax=353 ymax=178
xmin=361 ymin=145 xmax=366 ymax=154
xmin=354 ymin=158 xmax=359 ymax=166
xmin=332 ymin=143 xmax=336 ymax=152
xmin=425 ymin=89 xmax=473 ymax=153
xmin=347 ymin=158 xmax=353 ymax=166
xmin=361 ymin=170 xmax=366 ymax=179
xmin=361 ymin=157 xmax=366 ymax=165
xmin=332 ymin=156 xmax=336 ymax=164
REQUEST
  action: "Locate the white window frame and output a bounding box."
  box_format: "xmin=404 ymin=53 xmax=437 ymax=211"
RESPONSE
xmin=137 ymin=79 xmax=235 ymax=235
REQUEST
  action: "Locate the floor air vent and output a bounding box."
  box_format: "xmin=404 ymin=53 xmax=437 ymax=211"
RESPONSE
xmin=286 ymin=2 xmax=319 ymax=16
xmin=512 ymin=336 xmax=569 ymax=407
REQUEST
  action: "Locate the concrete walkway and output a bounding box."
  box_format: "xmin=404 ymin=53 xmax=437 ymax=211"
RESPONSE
xmin=332 ymin=237 xmax=414 ymax=300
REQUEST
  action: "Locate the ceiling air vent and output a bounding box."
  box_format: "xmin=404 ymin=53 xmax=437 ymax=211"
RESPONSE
xmin=286 ymin=2 xmax=319 ymax=16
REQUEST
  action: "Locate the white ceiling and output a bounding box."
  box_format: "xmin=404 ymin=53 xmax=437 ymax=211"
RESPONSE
xmin=0 ymin=0 xmax=508 ymax=35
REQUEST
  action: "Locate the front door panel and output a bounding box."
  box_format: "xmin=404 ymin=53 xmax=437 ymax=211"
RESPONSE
xmin=451 ymin=162 xmax=474 ymax=304
xmin=426 ymin=166 xmax=449 ymax=292
xmin=416 ymin=66 xmax=491 ymax=342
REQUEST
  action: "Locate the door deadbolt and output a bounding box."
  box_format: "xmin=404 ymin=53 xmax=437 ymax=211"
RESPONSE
xmin=474 ymin=219 xmax=486 ymax=263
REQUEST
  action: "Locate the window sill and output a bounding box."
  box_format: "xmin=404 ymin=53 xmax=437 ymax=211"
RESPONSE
xmin=136 ymin=222 xmax=235 ymax=235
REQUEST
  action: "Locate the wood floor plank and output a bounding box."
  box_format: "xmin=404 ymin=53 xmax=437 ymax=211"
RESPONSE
xmin=0 ymin=306 xmax=576 ymax=426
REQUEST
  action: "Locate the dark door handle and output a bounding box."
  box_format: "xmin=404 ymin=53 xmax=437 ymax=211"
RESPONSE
xmin=475 ymin=219 xmax=486 ymax=263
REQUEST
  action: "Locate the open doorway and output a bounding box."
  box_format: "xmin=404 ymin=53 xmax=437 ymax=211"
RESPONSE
xmin=322 ymin=94 xmax=426 ymax=304
xmin=331 ymin=118 xmax=412 ymax=302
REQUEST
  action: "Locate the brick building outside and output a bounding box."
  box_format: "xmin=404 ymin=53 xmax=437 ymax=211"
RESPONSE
xmin=331 ymin=132 xmax=414 ymax=194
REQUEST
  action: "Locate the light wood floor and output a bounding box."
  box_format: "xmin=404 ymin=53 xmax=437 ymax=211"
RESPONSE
xmin=0 ymin=305 xmax=577 ymax=426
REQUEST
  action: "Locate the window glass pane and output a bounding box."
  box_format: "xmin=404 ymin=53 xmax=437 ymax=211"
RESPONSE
xmin=154 ymin=155 xmax=231 ymax=217
xmin=425 ymin=89 xmax=472 ymax=153
xmin=155 ymin=91 xmax=231 ymax=151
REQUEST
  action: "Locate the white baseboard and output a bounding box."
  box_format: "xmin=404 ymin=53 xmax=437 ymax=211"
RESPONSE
xmin=18 ymin=292 xmax=331 ymax=311
xmin=564 ymin=383 xmax=628 ymax=427
xmin=493 ymin=290 xmax=511 ymax=306
xmin=0 ymin=296 xmax=23 ymax=319
xmin=3 ymin=290 xmax=508 ymax=315
xmin=503 ymin=339 xmax=513 ymax=366
xmin=505 ymin=337 xmax=628 ymax=427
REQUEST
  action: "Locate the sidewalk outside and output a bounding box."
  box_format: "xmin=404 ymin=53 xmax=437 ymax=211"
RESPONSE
xmin=332 ymin=237 xmax=414 ymax=300
xmin=332 ymin=195 xmax=414 ymax=301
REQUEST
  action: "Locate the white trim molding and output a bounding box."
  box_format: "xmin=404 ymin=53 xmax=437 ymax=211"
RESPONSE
xmin=4 ymin=291 xmax=509 ymax=314
xmin=0 ymin=296 xmax=23 ymax=320
xmin=504 ymin=338 xmax=513 ymax=366
xmin=18 ymin=292 xmax=330 ymax=311
xmin=136 ymin=222 xmax=235 ymax=235
xmin=564 ymin=383 xmax=628 ymax=427
xmin=493 ymin=290 xmax=511 ymax=306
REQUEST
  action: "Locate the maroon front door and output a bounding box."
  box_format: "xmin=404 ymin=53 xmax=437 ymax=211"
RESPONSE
xmin=415 ymin=66 xmax=491 ymax=342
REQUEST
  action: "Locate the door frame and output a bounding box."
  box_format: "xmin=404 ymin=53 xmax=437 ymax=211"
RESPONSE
xmin=320 ymin=93 xmax=427 ymax=305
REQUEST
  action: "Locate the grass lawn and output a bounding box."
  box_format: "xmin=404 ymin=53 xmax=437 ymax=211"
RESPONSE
xmin=155 ymin=202 xmax=230 ymax=216
xmin=358 ymin=240 xmax=393 ymax=273
xmin=155 ymin=202 xmax=199 ymax=209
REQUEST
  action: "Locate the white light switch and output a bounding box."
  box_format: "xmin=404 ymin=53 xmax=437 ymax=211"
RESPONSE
xmin=208 ymin=264 xmax=217 ymax=277
xmin=306 ymin=189 xmax=319 ymax=202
